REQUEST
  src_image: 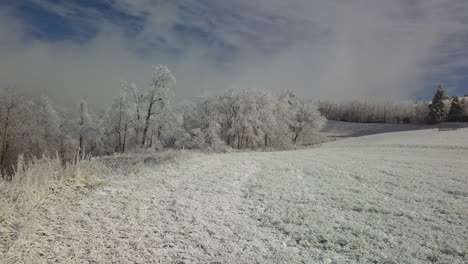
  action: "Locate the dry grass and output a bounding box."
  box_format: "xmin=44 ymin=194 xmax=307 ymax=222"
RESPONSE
xmin=96 ymin=149 xmax=194 ymax=175
xmin=0 ymin=149 xmax=191 ymax=258
xmin=0 ymin=154 xmax=110 ymax=256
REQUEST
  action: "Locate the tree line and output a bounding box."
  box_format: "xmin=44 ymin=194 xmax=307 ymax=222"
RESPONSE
xmin=318 ymin=84 xmax=468 ymax=124
xmin=0 ymin=65 xmax=325 ymax=178
xmin=3 ymin=65 xmax=465 ymax=178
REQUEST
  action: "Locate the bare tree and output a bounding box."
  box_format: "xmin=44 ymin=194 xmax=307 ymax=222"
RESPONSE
xmin=141 ymin=65 xmax=175 ymax=147
xmin=78 ymin=99 xmax=93 ymax=157
xmin=0 ymin=87 xmax=26 ymax=178
xmin=123 ymin=81 xmax=144 ymax=146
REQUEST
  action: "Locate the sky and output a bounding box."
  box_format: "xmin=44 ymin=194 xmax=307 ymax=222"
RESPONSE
xmin=1 ymin=0 xmax=468 ymax=106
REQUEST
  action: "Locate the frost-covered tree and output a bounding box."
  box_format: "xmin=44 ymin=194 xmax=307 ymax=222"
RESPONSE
xmin=147 ymin=107 xmax=181 ymax=149
xmin=141 ymin=65 xmax=176 ymax=147
xmin=461 ymin=97 xmax=468 ymax=122
xmin=231 ymin=91 xmax=259 ymax=149
xmin=39 ymin=96 xmax=61 ymax=144
xmin=123 ymin=81 xmax=145 ymax=147
xmin=448 ymin=97 xmax=464 ymax=122
xmin=29 ymin=95 xmax=62 ymax=156
xmin=414 ymin=102 xmax=430 ymax=123
xmin=78 ymin=99 xmax=98 ymax=156
xmin=279 ymin=92 xmax=326 ymax=144
xmin=217 ymin=90 xmax=242 ymax=147
xmin=175 ymin=90 xmax=328 ymax=151
xmin=428 ymin=84 xmax=449 ymax=124
xmin=176 ymin=99 xmax=224 ymax=150
xmin=318 ymin=100 xmax=428 ymax=124
xmin=214 ymin=90 xmax=264 ymax=149
xmin=106 ymin=93 xmax=131 ymax=152
xmin=0 ymin=88 xmax=29 ymax=177
xmin=55 ymin=106 xmax=81 ymax=161
xmin=256 ymin=92 xmax=288 ymax=148
xmin=162 ymin=112 xmax=187 ymax=149
xmin=0 ymin=83 xmax=334 ymax=173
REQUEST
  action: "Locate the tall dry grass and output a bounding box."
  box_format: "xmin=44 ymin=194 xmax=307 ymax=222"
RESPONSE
xmin=0 ymin=154 xmax=109 ymax=255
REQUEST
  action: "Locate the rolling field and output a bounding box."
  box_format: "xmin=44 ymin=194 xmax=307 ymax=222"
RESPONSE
xmin=3 ymin=126 xmax=468 ymax=263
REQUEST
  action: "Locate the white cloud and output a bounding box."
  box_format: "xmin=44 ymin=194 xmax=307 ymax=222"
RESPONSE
xmin=0 ymin=0 xmax=467 ymax=106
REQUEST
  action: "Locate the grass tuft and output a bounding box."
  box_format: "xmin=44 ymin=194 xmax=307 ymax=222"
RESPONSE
xmin=0 ymin=154 xmax=109 ymax=255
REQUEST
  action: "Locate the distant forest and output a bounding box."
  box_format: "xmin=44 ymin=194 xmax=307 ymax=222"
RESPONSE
xmin=319 ymin=84 xmax=468 ymax=124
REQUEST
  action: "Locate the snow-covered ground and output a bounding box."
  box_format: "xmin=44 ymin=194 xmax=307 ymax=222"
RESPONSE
xmin=321 ymin=120 xmax=468 ymax=139
xmin=3 ymin=127 xmax=468 ymax=263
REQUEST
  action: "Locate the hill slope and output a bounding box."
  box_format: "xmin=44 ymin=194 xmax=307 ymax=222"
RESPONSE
xmin=3 ymin=127 xmax=468 ymax=263
xmin=321 ymin=120 xmax=468 ymax=139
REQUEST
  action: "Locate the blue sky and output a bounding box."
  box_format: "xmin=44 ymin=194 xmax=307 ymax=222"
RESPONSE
xmin=1 ymin=0 xmax=468 ymax=104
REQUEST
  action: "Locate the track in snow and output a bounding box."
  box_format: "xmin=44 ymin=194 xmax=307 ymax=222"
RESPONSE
xmin=3 ymin=128 xmax=468 ymax=263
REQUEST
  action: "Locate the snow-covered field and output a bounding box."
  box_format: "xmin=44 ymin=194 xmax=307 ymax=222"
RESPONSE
xmin=321 ymin=120 xmax=468 ymax=139
xmin=3 ymin=126 xmax=468 ymax=263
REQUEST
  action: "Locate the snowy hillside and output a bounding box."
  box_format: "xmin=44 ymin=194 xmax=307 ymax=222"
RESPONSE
xmin=321 ymin=120 xmax=468 ymax=139
xmin=3 ymin=127 xmax=468 ymax=263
